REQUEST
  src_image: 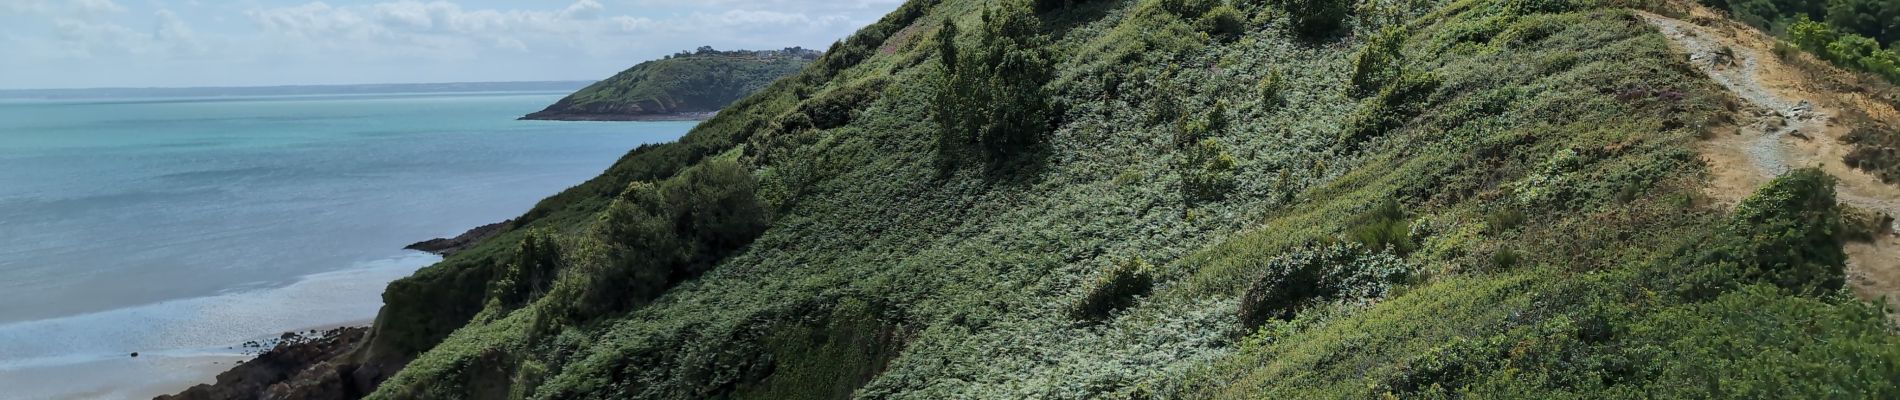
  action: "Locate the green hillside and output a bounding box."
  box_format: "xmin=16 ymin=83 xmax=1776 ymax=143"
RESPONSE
xmin=521 ymin=47 xmax=820 ymax=121
xmin=316 ymin=0 xmax=1900 ymax=398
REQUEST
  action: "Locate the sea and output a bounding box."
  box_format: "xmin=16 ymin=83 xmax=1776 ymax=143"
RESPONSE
xmin=0 ymin=85 xmax=692 ymax=399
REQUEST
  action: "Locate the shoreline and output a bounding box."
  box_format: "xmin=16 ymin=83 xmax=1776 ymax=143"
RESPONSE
xmin=158 ymin=326 xmax=372 ymax=400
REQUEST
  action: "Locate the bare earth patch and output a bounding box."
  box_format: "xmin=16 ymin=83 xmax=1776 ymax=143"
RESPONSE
xmin=1642 ymin=5 xmax=1900 ymax=316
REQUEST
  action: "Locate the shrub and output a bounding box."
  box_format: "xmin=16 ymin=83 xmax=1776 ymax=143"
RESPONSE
xmin=1664 ymin=168 xmax=1847 ymax=299
xmin=1277 ymin=0 xmax=1351 ymax=39
xmin=1341 ymin=70 xmax=1441 ymax=146
xmin=1349 ymin=27 xmax=1407 ymax=98
xmin=490 ymin=231 xmax=563 ymax=308
xmin=1238 ymin=242 xmax=1415 ymax=329
xmin=1257 ymin=68 xmax=1286 ymax=106
xmin=1485 ymin=208 xmax=1527 ymax=234
xmin=1347 ymin=199 xmax=1417 ymax=255
xmin=1181 ymin=139 xmax=1241 ymax=201
xmin=1073 ymin=259 xmax=1157 ymax=321
xmin=557 ymin=159 xmax=769 ymax=321
xmin=935 ymin=0 xmax=1056 ymax=166
xmin=1200 ymin=3 xmax=1248 ymax=39
xmin=1725 ymin=168 xmax=1847 ymax=295
xmin=1841 ymin=205 xmax=1895 ymax=242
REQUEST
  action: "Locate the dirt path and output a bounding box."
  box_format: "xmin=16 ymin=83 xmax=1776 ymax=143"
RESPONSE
xmin=1641 ymin=9 xmax=1900 ymax=314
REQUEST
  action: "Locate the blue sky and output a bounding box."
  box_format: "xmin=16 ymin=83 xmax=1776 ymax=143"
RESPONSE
xmin=0 ymin=0 xmax=902 ymax=89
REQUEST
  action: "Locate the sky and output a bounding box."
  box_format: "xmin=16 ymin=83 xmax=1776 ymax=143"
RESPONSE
xmin=0 ymin=0 xmax=903 ymax=89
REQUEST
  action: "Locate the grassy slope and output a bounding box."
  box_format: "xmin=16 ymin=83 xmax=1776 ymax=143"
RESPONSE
xmin=360 ymin=0 xmax=1900 ymax=398
xmin=525 ymin=52 xmax=814 ymax=118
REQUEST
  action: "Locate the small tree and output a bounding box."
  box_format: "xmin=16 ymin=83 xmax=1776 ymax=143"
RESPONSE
xmin=935 ymin=0 xmax=1055 ymax=167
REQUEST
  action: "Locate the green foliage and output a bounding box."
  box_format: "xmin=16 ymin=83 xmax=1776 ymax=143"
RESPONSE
xmin=1277 ymin=0 xmax=1351 ymax=38
xmin=1073 ymin=258 xmax=1158 ymax=321
xmin=1714 ymin=0 xmax=1900 ymax=83
xmin=1349 ymin=27 xmax=1408 ymax=98
xmin=1827 ymin=0 xmax=1900 ymax=43
xmin=1346 ymin=199 xmax=1416 ymax=255
xmin=1341 ymin=70 xmax=1441 ymax=146
xmin=1256 ymin=68 xmax=1285 ymax=106
xmin=935 ymin=0 xmax=1057 ymax=167
xmin=1713 ymin=168 xmax=1848 ymax=295
xmin=1199 ymin=3 xmax=1248 ymax=39
xmin=550 ymin=158 xmax=769 ymax=322
xmin=490 ymin=231 xmax=563 ymax=309
xmin=1658 ymin=168 xmax=1847 ymax=299
xmin=1237 ymin=242 xmax=1415 ymax=329
xmin=1177 ymin=102 xmax=1239 ymax=201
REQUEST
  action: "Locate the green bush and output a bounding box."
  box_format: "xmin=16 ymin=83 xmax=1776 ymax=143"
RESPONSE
xmin=1257 ymin=68 xmax=1285 ymax=106
xmin=1341 ymin=70 xmax=1440 ymax=146
xmin=1349 ymin=27 xmax=1407 ymax=98
xmin=1277 ymin=0 xmax=1350 ymax=39
xmin=1238 ymin=242 xmax=1414 ymax=329
xmin=554 ymin=159 xmax=769 ymax=321
xmin=1663 ymin=168 xmax=1847 ymax=299
xmin=935 ymin=0 xmax=1057 ymax=166
xmin=1346 ymin=199 xmax=1416 ymax=255
xmin=1072 ymin=259 xmax=1157 ymax=321
xmin=489 ymin=231 xmax=563 ymax=309
xmin=1200 ymin=3 xmax=1248 ymax=39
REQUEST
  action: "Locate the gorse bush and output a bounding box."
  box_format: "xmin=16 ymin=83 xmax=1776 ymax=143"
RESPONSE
xmin=1719 ymin=168 xmax=1847 ymax=295
xmin=489 ymin=231 xmax=562 ymax=309
xmin=1073 ymin=258 xmax=1157 ymax=321
xmin=1341 ymin=70 xmax=1440 ymax=146
xmin=935 ymin=0 xmax=1056 ymax=167
xmin=1278 ymin=0 xmax=1351 ymax=38
xmin=1349 ymin=27 xmax=1408 ymax=98
xmin=1346 ymin=199 xmax=1415 ymax=255
xmin=1200 ymin=3 xmax=1248 ymax=39
xmin=550 ymin=159 xmax=768 ymax=322
xmin=1238 ymin=242 xmax=1414 ymax=329
xmin=1660 ymin=168 xmax=1847 ymax=299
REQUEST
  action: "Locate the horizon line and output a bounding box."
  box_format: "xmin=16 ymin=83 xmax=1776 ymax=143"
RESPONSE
xmin=0 ymin=80 xmax=600 ymax=93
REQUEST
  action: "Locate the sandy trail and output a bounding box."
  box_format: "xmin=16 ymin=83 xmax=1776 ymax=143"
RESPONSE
xmin=1641 ymin=9 xmax=1900 ymax=314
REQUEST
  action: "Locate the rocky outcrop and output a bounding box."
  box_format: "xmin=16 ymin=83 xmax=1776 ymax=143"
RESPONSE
xmin=156 ymin=327 xmax=369 ymax=400
xmin=404 ymin=220 xmax=511 ymax=257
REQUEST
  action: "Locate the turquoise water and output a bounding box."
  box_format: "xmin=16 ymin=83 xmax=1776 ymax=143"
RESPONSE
xmin=0 ymin=91 xmax=689 ymax=398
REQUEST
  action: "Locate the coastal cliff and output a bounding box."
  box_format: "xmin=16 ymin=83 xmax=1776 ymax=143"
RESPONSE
xmin=519 ymin=47 xmax=819 ymax=121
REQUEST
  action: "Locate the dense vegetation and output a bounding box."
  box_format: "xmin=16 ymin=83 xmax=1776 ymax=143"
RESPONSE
xmin=342 ymin=0 xmax=1900 ymax=398
xmin=1702 ymin=0 xmax=1900 ymax=81
xmin=521 ymin=47 xmax=821 ymax=120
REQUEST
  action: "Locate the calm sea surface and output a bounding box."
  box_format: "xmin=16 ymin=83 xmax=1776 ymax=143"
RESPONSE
xmin=0 ymin=91 xmax=689 ymax=398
